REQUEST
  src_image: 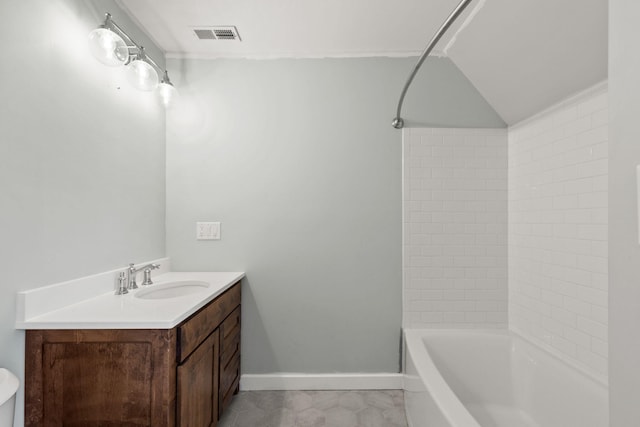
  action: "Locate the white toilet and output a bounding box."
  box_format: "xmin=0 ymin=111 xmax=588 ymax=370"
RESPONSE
xmin=0 ymin=369 xmax=18 ymax=427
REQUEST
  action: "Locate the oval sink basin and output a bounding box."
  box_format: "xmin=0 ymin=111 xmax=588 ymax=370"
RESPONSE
xmin=135 ymin=281 xmax=210 ymax=300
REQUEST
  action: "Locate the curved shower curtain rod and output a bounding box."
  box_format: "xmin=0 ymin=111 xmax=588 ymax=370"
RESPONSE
xmin=392 ymin=0 xmax=475 ymax=129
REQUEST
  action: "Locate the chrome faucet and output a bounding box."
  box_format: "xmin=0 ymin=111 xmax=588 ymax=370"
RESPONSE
xmin=126 ymin=263 xmax=161 ymax=290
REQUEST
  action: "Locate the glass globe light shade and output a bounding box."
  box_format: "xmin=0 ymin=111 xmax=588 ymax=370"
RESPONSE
xmin=88 ymin=28 xmax=128 ymax=67
xmin=157 ymin=82 xmax=178 ymax=108
xmin=126 ymin=59 xmax=159 ymax=91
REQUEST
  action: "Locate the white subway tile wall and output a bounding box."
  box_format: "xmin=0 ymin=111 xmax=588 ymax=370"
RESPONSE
xmin=403 ymin=128 xmax=508 ymax=329
xmin=508 ymin=85 xmax=608 ymax=380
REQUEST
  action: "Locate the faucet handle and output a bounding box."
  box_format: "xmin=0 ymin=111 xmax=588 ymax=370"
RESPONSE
xmin=142 ymin=269 xmax=153 ymax=286
xmin=115 ymin=272 xmax=128 ymax=295
xmin=141 ymin=264 xmax=160 ymax=286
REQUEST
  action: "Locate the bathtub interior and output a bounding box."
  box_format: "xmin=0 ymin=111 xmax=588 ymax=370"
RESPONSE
xmin=405 ymin=330 xmax=608 ymax=427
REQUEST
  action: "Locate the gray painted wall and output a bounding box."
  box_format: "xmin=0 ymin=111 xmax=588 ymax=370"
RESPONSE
xmin=0 ymin=2 xmax=166 ymax=425
xmin=165 ymin=57 xmax=505 ymax=375
xmin=609 ymin=1 xmax=640 ymax=424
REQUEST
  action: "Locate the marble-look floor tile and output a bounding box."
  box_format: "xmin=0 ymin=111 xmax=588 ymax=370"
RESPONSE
xmin=218 ymin=390 xmax=408 ymax=427
xmin=325 ymin=406 xmax=358 ymax=427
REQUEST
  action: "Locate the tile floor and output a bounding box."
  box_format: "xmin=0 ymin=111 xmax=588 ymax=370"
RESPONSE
xmin=218 ymin=390 xmax=408 ymax=427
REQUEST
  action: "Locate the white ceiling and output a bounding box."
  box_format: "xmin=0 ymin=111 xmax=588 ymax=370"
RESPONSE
xmin=117 ymin=0 xmax=608 ymax=124
xmin=116 ymin=0 xmax=465 ymax=58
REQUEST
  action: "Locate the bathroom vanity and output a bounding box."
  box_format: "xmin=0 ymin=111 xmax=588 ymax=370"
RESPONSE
xmin=17 ymin=265 xmax=243 ymax=427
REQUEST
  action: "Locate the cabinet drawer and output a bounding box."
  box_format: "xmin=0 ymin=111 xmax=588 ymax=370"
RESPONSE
xmin=178 ymin=282 xmax=241 ymax=363
xmin=220 ymin=372 xmax=240 ymax=416
xmin=220 ymin=306 xmax=241 ymax=363
xmin=220 ymin=349 xmax=240 ymax=400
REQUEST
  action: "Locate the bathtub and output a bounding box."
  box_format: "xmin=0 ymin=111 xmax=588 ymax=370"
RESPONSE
xmin=403 ymin=329 xmax=608 ymax=427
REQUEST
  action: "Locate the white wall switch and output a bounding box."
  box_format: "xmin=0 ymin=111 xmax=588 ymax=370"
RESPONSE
xmin=196 ymin=222 xmax=221 ymax=240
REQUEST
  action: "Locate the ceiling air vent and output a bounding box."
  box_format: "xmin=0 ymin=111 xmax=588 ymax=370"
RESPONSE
xmin=192 ymin=26 xmax=241 ymax=41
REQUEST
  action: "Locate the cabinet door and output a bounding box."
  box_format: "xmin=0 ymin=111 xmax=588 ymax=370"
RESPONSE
xmin=177 ymin=330 xmax=220 ymax=427
xmin=25 ymin=329 xmax=176 ymax=427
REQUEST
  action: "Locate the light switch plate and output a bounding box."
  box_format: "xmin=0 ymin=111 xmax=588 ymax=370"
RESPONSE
xmin=196 ymin=222 xmax=221 ymax=240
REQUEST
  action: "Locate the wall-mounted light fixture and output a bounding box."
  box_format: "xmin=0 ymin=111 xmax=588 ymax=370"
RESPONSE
xmin=88 ymin=13 xmax=178 ymax=107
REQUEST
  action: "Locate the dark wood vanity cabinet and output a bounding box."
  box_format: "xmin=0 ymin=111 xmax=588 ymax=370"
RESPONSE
xmin=177 ymin=330 xmax=220 ymax=426
xmin=25 ymin=281 xmax=241 ymax=427
xmin=219 ymin=306 xmax=241 ymax=414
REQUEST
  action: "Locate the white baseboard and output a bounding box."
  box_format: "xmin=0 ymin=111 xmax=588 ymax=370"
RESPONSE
xmin=240 ymin=373 xmax=404 ymax=391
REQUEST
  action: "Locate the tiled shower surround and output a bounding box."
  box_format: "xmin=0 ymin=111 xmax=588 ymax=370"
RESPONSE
xmin=403 ymin=84 xmax=608 ymax=381
xmin=403 ymin=128 xmax=509 ymax=329
xmin=509 ymin=84 xmax=609 ymax=379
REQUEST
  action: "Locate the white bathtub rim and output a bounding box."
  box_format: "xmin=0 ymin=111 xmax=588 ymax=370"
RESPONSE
xmin=509 ymin=326 xmax=608 ymax=388
xmin=404 ymin=328 xmax=608 ymax=427
xmin=404 ymin=329 xmax=482 ymax=427
xmin=406 ymin=328 xmax=608 ymax=388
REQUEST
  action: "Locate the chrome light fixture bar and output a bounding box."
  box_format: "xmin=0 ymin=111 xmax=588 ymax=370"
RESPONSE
xmin=89 ymin=13 xmax=179 ymax=107
xmin=158 ymin=70 xmax=178 ymax=108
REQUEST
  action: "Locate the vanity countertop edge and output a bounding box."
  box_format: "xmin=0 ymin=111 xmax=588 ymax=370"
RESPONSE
xmin=15 ymin=271 xmax=245 ymax=330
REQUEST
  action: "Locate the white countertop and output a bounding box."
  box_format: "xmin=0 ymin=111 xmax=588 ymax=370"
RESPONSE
xmin=16 ymin=271 xmax=245 ymax=330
